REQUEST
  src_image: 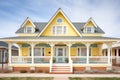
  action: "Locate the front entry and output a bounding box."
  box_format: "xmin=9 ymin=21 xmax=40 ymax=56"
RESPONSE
xmin=54 ymin=47 xmax=66 ymax=63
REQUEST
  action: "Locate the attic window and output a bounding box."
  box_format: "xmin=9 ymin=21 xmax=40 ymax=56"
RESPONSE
xmin=84 ymin=27 xmax=95 ymax=33
xmin=57 ymin=18 xmax=62 ymax=23
xmin=24 ymin=27 xmax=34 ymax=33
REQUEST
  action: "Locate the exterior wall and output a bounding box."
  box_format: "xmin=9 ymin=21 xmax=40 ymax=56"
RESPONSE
xmin=91 ymin=48 xmax=99 ymax=56
xmin=13 ymin=67 xmax=30 ymax=72
xmin=41 ymin=12 xmax=79 ymax=36
xmin=86 ymin=21 xmax=95 ymax=26
xmin=22 ymin=47 xmax=29 ymax=56
xmin=70 ymin=48 xmax=77 ymax=56
xmin=45 ymin=48 xmax=51 ymax=56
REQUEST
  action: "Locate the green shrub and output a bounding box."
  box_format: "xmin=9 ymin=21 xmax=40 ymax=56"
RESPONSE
xmin=30 ymin=70 xmax=35 ymax=73
xmin=20 ymin=70 xmax=27 ymax=73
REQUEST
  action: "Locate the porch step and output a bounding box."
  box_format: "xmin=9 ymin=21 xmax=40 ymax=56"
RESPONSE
xmin=51 ymin=65 xmax=72 ymax=74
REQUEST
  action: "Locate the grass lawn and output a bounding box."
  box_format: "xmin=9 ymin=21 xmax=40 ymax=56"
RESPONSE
xmin=69 ymin=77 xmax=120 ymax=80
xmin=0 ymin=77 xmax=53 ymax=80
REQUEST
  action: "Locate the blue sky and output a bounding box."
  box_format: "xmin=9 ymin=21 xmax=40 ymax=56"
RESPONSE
xmin=0 ymin=0 xmax=120 ymax=38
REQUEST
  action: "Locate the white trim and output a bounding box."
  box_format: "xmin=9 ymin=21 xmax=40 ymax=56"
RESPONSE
xmin=38 ymin=9 xmax=82 ymax=37
xmin=77 ymin=47 xmax=92 ymax=56
xmin=21 ymin=17 xmax=36 ymax=28
xmin=82 ymin=17 xmax=98 ymax=28
xmin=52 ymin=25 xmax=67 ymax=35
xmin=34 ymin=47 xmax=45 ymax=56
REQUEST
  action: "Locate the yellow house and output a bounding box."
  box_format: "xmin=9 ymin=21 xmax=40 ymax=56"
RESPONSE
xmin=0 ymin=8 xmax=120 ymax=73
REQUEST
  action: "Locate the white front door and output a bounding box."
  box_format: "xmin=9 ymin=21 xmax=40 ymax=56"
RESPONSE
xmin=54 ymin=47 xmax=66 ymax=63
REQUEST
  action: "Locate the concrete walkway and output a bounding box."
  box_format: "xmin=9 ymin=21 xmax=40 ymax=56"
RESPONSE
xmin=54 ymin=77 xmax=68 ymax=80
xmin=0 ymin=73 xmax=120 ymax=78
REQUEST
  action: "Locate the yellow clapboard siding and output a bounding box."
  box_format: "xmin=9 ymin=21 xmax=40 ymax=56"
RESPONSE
xmin=41 ymin=12 xmax=79 ymax=36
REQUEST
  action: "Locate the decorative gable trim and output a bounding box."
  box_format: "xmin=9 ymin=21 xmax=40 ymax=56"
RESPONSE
xmin=21 ymin=17 xmax=36 ymax=28
xmin=38 ymin=8 xmax=82 ymax=37
xmin=82 ymin=17 xmax=98 ymax=28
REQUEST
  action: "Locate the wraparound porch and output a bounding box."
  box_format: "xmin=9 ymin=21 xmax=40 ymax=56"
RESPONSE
xmin=6 ymin=41 xmax=114 ymax=73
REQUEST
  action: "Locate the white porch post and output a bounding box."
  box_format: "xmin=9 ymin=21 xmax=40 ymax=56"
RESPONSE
xmin=116 ymin=48 xmax=119 ymax=64
xmin=85 ymin=43 xmax=91 ymax=70
xmin=49 ymin=43 xmax=55 ymax=73
xmin=106 ymin=43 xmax=112 ymax=70
xmin=30 ymin=43 xmax=35 ymax=64
xmin=18 ymin=44 xmax=22 ymax=56
xmin=8 ymin=43 xmax=13 ymax=71
xmin=8 ymin=43 xmax=12 ymax=65
xmin=50 ymin=43 xmax=55 ymax=58
xmin=67 ymin=43 xmax=72 ymax=61
xmin=30 ymin=43 xmax=35 ymax=70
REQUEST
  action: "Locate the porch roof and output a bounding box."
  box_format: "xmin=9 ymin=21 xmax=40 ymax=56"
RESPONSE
xmin=0 ymin=36 xmax=120 ymax=42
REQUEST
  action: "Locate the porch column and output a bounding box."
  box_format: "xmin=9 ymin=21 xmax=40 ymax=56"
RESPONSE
xmin=18 ymin=44 xmax=22 ymax=56
xmin=66 ymin=43 xmax=72 ymax=60
xmin=8 ymin=43 xmax=13 ymax=71
xmin=8 ymin=43 xmax=12 ymax=65
xmin=116 ymin=48 xmax=119 ymax=64
xmin=50 ymin=43 xmax=55 ymax=57
xmin=30 ymin=43 xmax=35 ymax=64
xmin=85 ymin=43 xmax=91 ymax=70
xmin=106 ymin=43 xmax=112 ymax=70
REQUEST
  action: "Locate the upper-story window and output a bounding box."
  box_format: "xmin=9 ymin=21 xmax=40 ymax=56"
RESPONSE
xmin=52 ymin=26 xmax=67 ymax=35
xmin=84 ymin=27 xmax=95 ymax=33
xmin=57 ymin=18 xmax=63 ymax=23
xmin=24 ymin=27 xmax=34 ymax=33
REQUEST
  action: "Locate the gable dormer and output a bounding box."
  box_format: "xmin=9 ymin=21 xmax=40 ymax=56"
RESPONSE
xmin=81 ymin=18 xmax=105 ymax=36
xmin=16 ymin=17 xmax=38 ymax=36
xmin=38 ymin=8 xmax=82 ymax=37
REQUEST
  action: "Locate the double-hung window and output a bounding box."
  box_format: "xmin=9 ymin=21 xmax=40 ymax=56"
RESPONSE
xmin=24 ymin=27 xmax=34 ymax=33
xmin=77 ymin=47 xmax=92 ymax=56
xmin=52 ymin=26 xmax=67 ymax=35
xmin=34 ymin=48 xmax=44 ymax=56
xmin=84 ymin=27 xmax=95 ymax=33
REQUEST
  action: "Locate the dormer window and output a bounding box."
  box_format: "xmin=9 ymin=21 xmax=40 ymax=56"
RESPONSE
xmin=84 ymin=27 xmax=95 ymax=33
xmin=24 ymin=27 xmax=34 ymax=33
xmin=57 ymin=18 xmax=63 ymax=23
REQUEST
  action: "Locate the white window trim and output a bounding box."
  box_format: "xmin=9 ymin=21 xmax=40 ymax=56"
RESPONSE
xmin=52 ymin=25 xmax=67 ymax=35
xmin=24 ymin=27 xmax=34 ymax=33
xmin=77 ymin=47 xmax=92 ymax=56
xmin=84 ymin=27 xmax=95 ymax=33
xmin=34 ymin=47 xmax=45 ymax=56
xmin=56 ymin=18 xmax=63 ymax=24
xmin=54 ymin=46 xmax=67 ymax=57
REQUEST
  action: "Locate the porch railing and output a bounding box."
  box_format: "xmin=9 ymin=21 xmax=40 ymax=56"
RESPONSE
xmin=11 ymin=56 xmax=32 ymax=64
xmin=34 ymin=56 xmax=50 ymax=63
xmin=71 ymin=56 xmax=109 ymax=64
xmin=89 ymin=56 xmax=108 ymax=64
xmin=71 ymin=56 xmax=87 ymax=64
xmin=11 ymin=56 xmax=51 ymax=64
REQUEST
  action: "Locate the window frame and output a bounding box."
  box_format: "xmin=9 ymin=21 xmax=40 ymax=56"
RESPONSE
xmin=52 ymin=26 xmax=67 ymax=35
xmin=56 ymin=18 xmax=63 ymax=23
xmin=77 ymin=47 xmax=92 ymax=56
xmin=34 ymin=47 xmax=45 ymax=56
xmin=84 ymin=27 xmax=95 ymax=33
xmin=24 ymin=27 xmax=34 ymax=33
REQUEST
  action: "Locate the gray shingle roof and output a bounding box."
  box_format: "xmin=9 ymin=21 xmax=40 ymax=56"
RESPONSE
xmin=0 ymin=41 xmax=18 ymax=49
xmin=15 ymin=22 xmax=105 ymax=34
